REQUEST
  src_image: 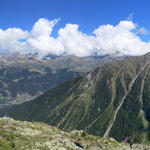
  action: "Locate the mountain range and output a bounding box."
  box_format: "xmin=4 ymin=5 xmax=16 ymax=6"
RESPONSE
xmin=1 ymin=52 xmax=150 ymax=144
xmin=0 ymin=53 xmax=121 ymax=108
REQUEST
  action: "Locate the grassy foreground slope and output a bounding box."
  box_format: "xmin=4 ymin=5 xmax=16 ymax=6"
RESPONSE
xmin=0 ymin=117 xmax=149 ymax=150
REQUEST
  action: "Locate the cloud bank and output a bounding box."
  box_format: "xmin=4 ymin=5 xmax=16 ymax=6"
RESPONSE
xmin=0 ymin=18 xmax=150 ymax=58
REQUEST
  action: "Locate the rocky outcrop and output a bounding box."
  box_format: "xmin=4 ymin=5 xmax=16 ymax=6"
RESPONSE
xmin=1 ymin=117 xmax=150 ymax=150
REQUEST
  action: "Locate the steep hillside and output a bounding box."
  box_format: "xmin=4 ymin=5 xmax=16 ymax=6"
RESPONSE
xmin=1 ymin=53 xmax=150 ymax=144
xmin=0 ymin=117 xmax=149 ymax=150
xmin=0 ymin=53 xmax=119 ymax=107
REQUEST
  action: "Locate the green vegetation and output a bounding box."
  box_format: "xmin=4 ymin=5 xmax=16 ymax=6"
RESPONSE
xmin=0 ymin=117 xmax=149 ymax=150
xmin=2 ymin=53 xmax=150 ymax=145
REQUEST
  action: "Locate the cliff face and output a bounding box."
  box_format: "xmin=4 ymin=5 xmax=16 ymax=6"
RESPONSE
xmin=2 ymin=53 xmax=150 ymax=144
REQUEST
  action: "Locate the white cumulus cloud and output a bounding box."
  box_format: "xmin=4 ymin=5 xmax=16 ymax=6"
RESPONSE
xmin=0 ymin=17 xmax=150 ymax=58
xmin=93 ymin=21 xmax=150 ymax=56
xmin=0 ymin=28 xmax=29 ymax=53
xmin=31 ymin=18 xmax=60 ymax=37
xmin=57 ymin=24 xmax=96 ymax=57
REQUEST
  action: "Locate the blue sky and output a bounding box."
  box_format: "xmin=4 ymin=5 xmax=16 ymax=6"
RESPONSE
xmin=0 ymin=0 xmax=149 ymax=34
xmin=0 ymin=0 xmax=150 ymax=57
